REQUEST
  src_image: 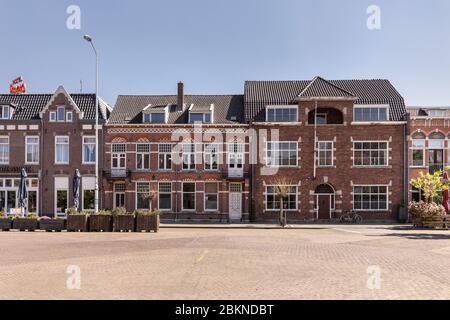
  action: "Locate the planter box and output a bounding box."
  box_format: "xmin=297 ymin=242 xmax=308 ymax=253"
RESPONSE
xmin=113 ymin=215 xmax=135 ymax=232
xmin=39 ymin=219 xmax=66 ymax=232
xmin=0 ymin=218 xmax=12 ymax=231
xmin=89 ymin=215 xmax=112 ymax=232
xmin=421 ymin=216 xmax=448 ymax=230
xmin=67 ymin=215 xmax=89 ymax=232
xmin=13 ymin=218 xmax=38 ymax=231
xmin=136 ymin=214 xmax=160 ymax=233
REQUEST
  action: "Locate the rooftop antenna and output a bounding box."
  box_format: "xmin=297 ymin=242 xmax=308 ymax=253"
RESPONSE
xmin=80 ymin=80 xmax=83 ymax=93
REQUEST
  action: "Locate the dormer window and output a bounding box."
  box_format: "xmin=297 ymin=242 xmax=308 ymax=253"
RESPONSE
xmin=0 ymin=105 xmax=11 ymax=120
xmin=266 ymin=106 xmax=298 ymax=122
xmin=354 ymin=105 xmax=389 ymax=122
xmin=189 ymin=113 xmax=211 ymax=124
xmin=143 ymin=112 xmax=166 ymax=124
xmin=427 ymin=110 xmax=445 ymax=117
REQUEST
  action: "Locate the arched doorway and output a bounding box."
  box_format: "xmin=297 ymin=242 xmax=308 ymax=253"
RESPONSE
xmin=315 ymin=184 xmax=335 ymax=220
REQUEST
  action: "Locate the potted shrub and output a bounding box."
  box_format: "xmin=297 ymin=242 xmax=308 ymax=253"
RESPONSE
xmin=135 ymin=210 xmax=160 ymax=233
xmin=112 ymin=207 xmax=135 ymax=232
xmin=39 ymin=216 xmax=66 ymax=232
xmin=409 ymin=201 xmax=447 ymax=228
xmin=0 ymin=211 xmax=12 ymax=231
xmin=89 ymin=210 xmax=112 ymax=232
xmin=13 ymin=214 xmax=39 ymax=231
xmin=67 ymin=208 xmax=89 ymax=232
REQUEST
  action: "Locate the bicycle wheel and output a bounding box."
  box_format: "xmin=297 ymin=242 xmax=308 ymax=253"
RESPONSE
xmin=354 ymin=215 xmax=363 ymax=223
xmin=339 ymin=215 xmax=346 ymax=223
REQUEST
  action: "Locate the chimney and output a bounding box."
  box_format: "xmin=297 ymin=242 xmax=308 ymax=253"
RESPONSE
xmin=177 ymin=81 xmax=184 ymax=110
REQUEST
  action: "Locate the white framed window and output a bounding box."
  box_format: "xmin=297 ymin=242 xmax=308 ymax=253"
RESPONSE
xmin=182 ymin=182 xmax=196 ymax=211
xmin=82 ymin=136 xmax=96 ymax=164
xmin=57 ymin=106 xmax=65 ymax=122
xmin=354 ymin=105 xmax=389 ymax=122
xmin=158 ymin=144 xmax=172 ymax=170
xmin=266 ymin=106 xmax=298 ymax=122
xmin=50 ymin=112 xmax=56 ymax=122
xmin=317 ymin=141 xmax=334 ymax=167
xmin=82 ymin=180 xmax=95 ymax=212
xmin=204 ymin=182 xmax=218 ymax=211
xmin=136 ymin=182 xmax=150 ymax=210
xmin=427 ymin=110 xmax=445 ymax=117
xmin=113 ymin=182 xmax=126 ymax=209
xmin=204 ymin=144 xmax=219 ymax=170
xmin=55 ymin=177 xmax=69 ymax=217
xmin=66 ymin=111 xmax=73 ymax=122
xmin=25 ymin=136 xmax=39 ymax=164
xmin=353 ymin=142 xmax=388 ymax=167
xmin=265 ymin=186 xmax=298 ymax=211
xmin=0 ymin=137 xmax=9 ymax=164
xmin=182 ymin=143 xmax=196 ymax=170
xmin=143 ymin=113 xmax=165 ymax=124
xmin=0 ymin=105 xmax=11 ymax=120
xmin=136 ymin=144 xmax=150 ymax=170
xmin=158 ymin=182 xmax=172 ymax=211
xmin=55 ymin=136 xmax=69 ymax=164
xmin=112 ymin=144 xmax=126 ymax=169
xmin=266 ymin=142 xmax=298 ymax=167
xmin=189 ymin=113 xmax=211 ymax=124
xmin=412 ymin=139 xmax=425 ymax=167
xmin=315 ymin=113 xmax=328 ymax=125
xmin=353 ymin=185 xmax=388 ymax=211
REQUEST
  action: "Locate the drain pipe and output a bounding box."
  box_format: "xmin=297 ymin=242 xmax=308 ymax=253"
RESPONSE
xmin=404 ymin=113 xmax=410 ymax=222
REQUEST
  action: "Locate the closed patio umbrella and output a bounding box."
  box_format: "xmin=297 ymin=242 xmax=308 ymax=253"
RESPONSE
xmin=443 ymin=171 xmax=449 ymax=214
xmin=73 ymin=169 xmax=81 ymax=211
xmin=18 ymin=168 xmax=28 ymax=217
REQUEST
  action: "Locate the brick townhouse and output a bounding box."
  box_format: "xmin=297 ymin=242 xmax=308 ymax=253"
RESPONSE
xmin=407 ymin=106 xmax=450 ymax=202
xmin=103 ymin=82 xmax=251 ymax=222
xmin=245 ymin=77 xmax=408 ymax=222
xmin=0 ymin=86 xmax=110 ymax=216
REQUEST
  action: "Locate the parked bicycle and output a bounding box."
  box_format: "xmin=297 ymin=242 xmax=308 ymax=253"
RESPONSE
xmin=339 ymin=210 xmax=363 ymax=224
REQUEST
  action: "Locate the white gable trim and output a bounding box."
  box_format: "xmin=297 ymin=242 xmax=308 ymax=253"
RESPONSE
xmin=39 ymin=86 xmax=84 ymax=119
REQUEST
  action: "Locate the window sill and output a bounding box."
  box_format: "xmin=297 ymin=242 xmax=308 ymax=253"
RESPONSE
xmin=352 ymin=166 xmax=391 ymax=169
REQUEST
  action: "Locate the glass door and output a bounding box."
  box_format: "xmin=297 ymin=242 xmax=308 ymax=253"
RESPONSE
xmin=429 ymin=149 xmax=444 ymax=174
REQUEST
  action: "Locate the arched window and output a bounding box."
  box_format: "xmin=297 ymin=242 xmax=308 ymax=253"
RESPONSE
xmin=412 ymin=132 xmax=426 ymax=140
xmin=411 ymin=133 xmax=426 ymax=167
xmin=315 ymin=184 xmax=335 ymax=194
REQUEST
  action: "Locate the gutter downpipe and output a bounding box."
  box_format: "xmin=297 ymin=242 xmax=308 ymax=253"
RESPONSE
xmin=405 ymin=113 xmax=410 ymax=222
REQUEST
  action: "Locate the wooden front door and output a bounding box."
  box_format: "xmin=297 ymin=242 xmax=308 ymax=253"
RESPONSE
xmin=318 ymin=195 xmax=331 ymax=220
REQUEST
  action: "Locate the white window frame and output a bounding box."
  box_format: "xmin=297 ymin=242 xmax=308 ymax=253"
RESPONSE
xmin=353 ymin=141 xmax=389 ymax=167
xmin=158 ymin=143 xmax=172 ymax=171
xmin=57 ymin=106 xmax=65 ymax=122
xmin=135 ymin=182 xmax=151 ymax=210
xmin=182 ymin=143 xmax=196 ymax=171
xmin=0 ymin=105 xmax=10 ymax=120
xmin=265 ymin=185 xmax=298 ymax=211
xmin=66 ymin=111 xmax=73 ymax=122
xmin=189 ymin=113 xmax=211 ymax=124
xmin=182 ymin=182 xmax=196 ymax=211
xmin=411 ymin=139 xmax=426 ymax=167
xmin=111 ymin=144 xmax=126 ymax=169
xmin=353 ymin=104 xmax=390 ymax=122
xmin=317 ymin=141 xmax=334 ymax=167
xmin=144 ymin=112 xmax=166 ymax=124
xmin=0 ymin=136 xmax=9 ymax=165
xmin=266 ymin=141 xmax=298 ymax=168
xmin=82 ymin=136 xmax=96 ymax=165
xmin=50 ymin=111 xmax=56 ymax=122
xmin=55 ymin=136 xmax=69 ymax=165
xmin=158 ymin=182 xmax=172 ymax=211
xmin=353 ymin=185 xmax=389 ymax=212
xmin=25 ymin=136 xmax=39 ymax=165
xmin=113 ymin=182 xmax=126 ymax=209
xmin=204 ymin=182 xmax=219 ymax=212
xmin=204 ymin=143 xmax=219 ymax=171
xmin=266 ymin=105 xmax=298 ymax=123
xmin=136 ymin=143 xmax=151 ymax=171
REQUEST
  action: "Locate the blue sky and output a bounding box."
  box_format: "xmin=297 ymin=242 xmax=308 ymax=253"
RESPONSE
xmin=1 ymin=0 xmax=450 ymax=106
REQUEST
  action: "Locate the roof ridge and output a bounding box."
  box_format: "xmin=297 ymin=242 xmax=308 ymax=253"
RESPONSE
xmin=298 ymin=76 xmax=356 ymax=98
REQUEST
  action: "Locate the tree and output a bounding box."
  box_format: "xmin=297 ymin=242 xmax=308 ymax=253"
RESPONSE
xmin=273 ymin=178 xmax=293 ymax=227
xmin=411 ymin=171 xmax=448 ymax=203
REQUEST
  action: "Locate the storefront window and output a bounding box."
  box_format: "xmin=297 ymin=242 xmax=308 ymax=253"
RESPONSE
xmin=83 ymin=190 xmax=95 ymax=210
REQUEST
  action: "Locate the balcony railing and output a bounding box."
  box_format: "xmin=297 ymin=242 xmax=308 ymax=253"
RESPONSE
xmin=103 ymin=169 xmax=130 ymax=179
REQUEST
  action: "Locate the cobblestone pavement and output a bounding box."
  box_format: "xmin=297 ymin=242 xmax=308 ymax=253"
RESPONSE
xmin=0 ymin=225 xmax=449 ymax=300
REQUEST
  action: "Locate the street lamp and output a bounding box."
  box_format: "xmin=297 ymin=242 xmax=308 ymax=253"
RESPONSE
xmin=83 ymin=34 xmax=99 ymax=213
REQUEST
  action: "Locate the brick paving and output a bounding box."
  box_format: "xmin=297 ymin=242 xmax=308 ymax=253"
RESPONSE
xmin=0 ymin=225 xmax=449 ymax=300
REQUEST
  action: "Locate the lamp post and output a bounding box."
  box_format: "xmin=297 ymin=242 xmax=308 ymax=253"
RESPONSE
xmin=83 ymin=34 xmax=99 ymax=213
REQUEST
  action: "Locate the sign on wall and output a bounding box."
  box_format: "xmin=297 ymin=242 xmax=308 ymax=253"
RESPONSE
xmin=9 ymin=76 xmax=27 ymax=95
